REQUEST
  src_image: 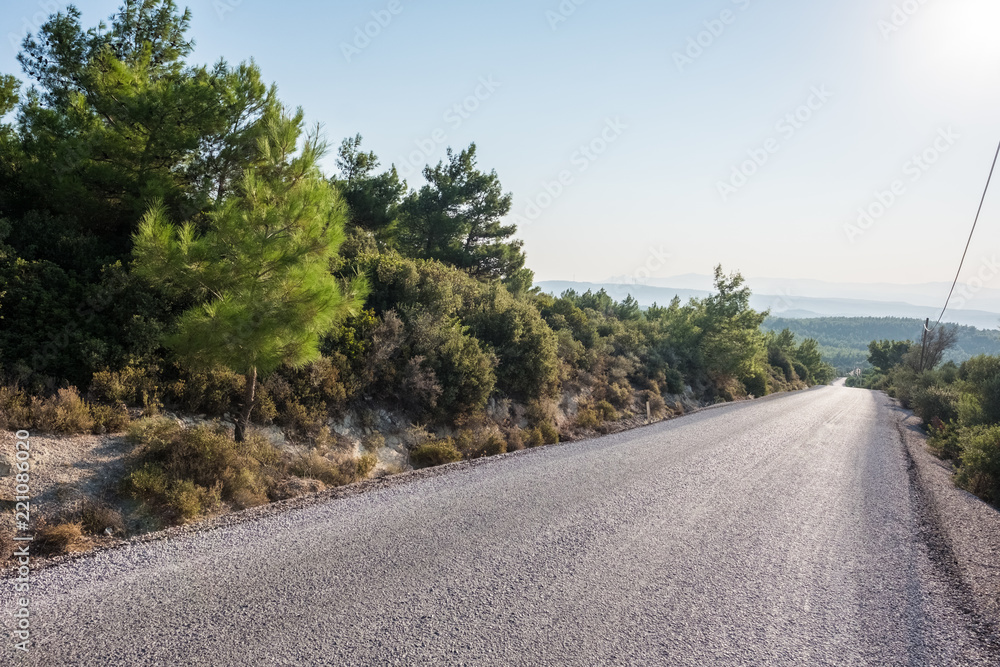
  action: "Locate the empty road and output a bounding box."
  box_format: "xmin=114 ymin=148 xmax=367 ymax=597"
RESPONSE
xmin=5 ymin=383 xmax=999 ymax=665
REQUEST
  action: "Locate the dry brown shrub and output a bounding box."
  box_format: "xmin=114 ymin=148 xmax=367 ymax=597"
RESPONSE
xmin=35 ymin=521 xmax=88 ymax=556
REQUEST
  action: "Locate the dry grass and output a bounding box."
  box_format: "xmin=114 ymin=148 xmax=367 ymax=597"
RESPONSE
xmin=35 ymin=521 xmax=88 ymax=556
xmin=0 ymin=385 xmax=131 ymax=434
xmin=0 ymin=527 xmax=15 ymax=564
xmin=124 ymin=418 xmax=282 ymax=524
xmin=287 ymin=450 xmax=374 ymax=488
xmin=0 ymin=386 xmax=31 ymax=430
xmin=31 ymin=388 xmax=95 ymax=434
xmin=79 ymin=499 xmax=126 ymax=535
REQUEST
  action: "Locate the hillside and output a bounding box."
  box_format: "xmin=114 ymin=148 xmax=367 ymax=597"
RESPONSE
xmin=762 ymin=316 xmax=1000 ymax=372
xmin=536 ymin=281 xmax=1000 ymax=330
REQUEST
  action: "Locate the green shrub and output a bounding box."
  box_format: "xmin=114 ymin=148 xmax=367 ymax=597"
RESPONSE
xmin=89 ymin=364 xmax=159 ymax=407
xmin=768 ymin=348 xmax=795 ymax=383
xmin=575 ymin=407 xmax=600 ymax=430
xmin=90 ymin=403 xmax=130 ymax=434
xmin=595 ymin=400 xmax=619 ymax=421
xmin=912 ymin=385 xmax=960 ymax=425
xmin=538 ymin=421 xmax=560 ymax=445
xmin=127 ymin=417 xmax=182 ymax=449
xmin=525 ymin=399 xmax=557 ymax=427
xmin=955 ymin=425 xmax=1000 ymax=503
xmin=958 ymin=394 xmax=985 ymax=427
xmin=663 ymin=368 xmax=685 ymax=395
xmin=227 ymin=468 xmax=269 ymax=508
xmin=927 ymin=419 xmax=962 ymax=461
xmin=128 ymin=462 xmax=169 ymax=497
xmin=462 ymin=288 xmax=560 ymax=401
xmin=961 ymin=356 xmax=1000 ymax=424
xmin=603 ymin=383 xmax=632 ymax=409
xmin=455 ymin=429 xmax=507 ymax=459
xmin=165 ymin=479 xmax=218 ymax=522
xmin=1 ymin=385 xmax=132 ymax=435
xmin=410 ymin=440 xmax=463 ymax=468
xmin=938 ymin=361 xmax=960 ymax=385
xmin=357 ymin=452 xmax=378 ymax=478
xmin=165 ymin=366 xmax=244 ymax=417
xmin=712 ymin=376 xmax=741 ymax=402
xmin=526 ymin=427 xmax=545 ymax=448
xmin=886 ymin=366 xmax=920 ymax=406
xmin=362 ymin=432 xmax=386 ymax=452
xmin=742 ymin=369 xmax=769 ymax=398
xmin=263 ymin=357 xmax=348 ymax=437
xmin=278 ymin=400 xmax=330 ymax=441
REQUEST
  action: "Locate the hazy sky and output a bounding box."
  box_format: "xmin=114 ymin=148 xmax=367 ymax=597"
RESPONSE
xmin=4 ymin=0 xmax=1000 ymax=287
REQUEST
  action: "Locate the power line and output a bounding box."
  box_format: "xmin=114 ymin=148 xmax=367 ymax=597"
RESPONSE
xmin=926 ymin=137 xmax=1000 ymax=332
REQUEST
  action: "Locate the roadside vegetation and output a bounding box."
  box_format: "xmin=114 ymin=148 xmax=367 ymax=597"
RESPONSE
xmin=0 ymin=1 xmax=833 ymax=559
xmin=764 ymin=316 xmax=1000 ymax=375
xmin=847 ymin=329 xmax=1000 ymax=504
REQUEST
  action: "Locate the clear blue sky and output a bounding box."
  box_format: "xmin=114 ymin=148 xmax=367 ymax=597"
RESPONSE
xmin=4 ymin=0 xmax=1000 ymax=286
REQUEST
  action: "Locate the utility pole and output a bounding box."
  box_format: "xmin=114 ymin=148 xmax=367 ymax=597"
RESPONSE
xmin=918 ymin=318 xmax=929 ymax=372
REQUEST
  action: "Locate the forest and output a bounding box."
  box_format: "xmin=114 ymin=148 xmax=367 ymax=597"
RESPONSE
xmin=0 ymin=2 xmax=834 ymax=534
xmin=764 ymin=316 xmax=1000 ymax=374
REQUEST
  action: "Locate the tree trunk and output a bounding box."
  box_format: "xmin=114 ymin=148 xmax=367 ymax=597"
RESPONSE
xmin=235 ymin=367 xmax=258 ymax=443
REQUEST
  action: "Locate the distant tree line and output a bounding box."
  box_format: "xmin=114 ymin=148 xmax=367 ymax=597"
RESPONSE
xmin=764 ymin=316 xmax=1000 ymax=374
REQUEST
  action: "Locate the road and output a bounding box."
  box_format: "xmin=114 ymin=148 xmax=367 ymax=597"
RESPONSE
xmin=5 ymin=383 xmax=999 ymax=665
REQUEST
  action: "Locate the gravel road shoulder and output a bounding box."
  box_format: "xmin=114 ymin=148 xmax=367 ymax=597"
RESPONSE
xmin=890 ymin=397 xmax=1000 ymax=629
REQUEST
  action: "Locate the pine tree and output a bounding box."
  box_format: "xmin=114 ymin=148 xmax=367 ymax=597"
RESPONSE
xmin=397 ymin=144 xmax=529 ymax=283
xmin=332 ymin=134 xmax=406 ymax=240
xmin=133 ymin=109 xmax=366 ymax=441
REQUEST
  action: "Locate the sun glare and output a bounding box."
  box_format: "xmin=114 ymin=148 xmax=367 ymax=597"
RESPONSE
xmin=899 ymin=0 xmax=1000 ymax=94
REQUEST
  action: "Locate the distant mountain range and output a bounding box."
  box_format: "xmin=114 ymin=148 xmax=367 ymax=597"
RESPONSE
xmin=536 ymin=276 xmax=1000 ymax=330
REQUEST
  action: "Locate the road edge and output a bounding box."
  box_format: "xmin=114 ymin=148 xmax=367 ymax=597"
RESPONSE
xmin=2 ymin=386 xmax=828 ymax=578
xmin=890 ymin=395 xmax=1000 ymax=641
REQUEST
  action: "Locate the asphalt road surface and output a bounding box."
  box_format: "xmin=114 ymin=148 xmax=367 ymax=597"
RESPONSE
xmin=6 ymin=383 xmax=999 ymax=665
